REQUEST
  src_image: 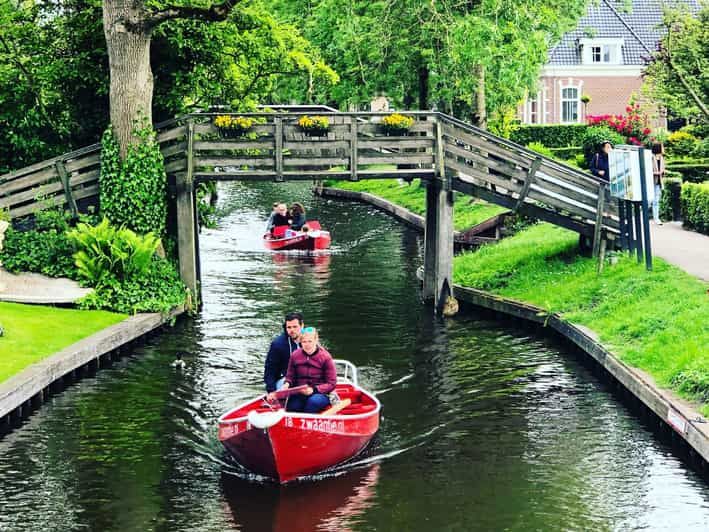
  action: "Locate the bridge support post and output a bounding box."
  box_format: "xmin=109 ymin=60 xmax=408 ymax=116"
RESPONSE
xmin=422 ymin=176 xmax=455 ymax=314
xmin=176 ymin=120 xmax=199 ymax=307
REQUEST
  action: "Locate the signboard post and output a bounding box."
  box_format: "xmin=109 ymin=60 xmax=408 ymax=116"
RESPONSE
xmin=608 ymin=146 xmax=653 ymax=271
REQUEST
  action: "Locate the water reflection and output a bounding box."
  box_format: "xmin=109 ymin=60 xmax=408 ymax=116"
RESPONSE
xmin=222 ymin=464 xmax=380 ymax=531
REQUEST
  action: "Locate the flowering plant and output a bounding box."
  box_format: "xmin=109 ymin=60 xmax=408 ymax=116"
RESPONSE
xmin=587 ymin=104 xmax=652 ymax=146
xmin=214 ymin=115 xmax=255 ymax=131
xmin=297 ymin=115 xmax=330 ymax=134
xmin=381 ymin=113 xmax=414 ymax=135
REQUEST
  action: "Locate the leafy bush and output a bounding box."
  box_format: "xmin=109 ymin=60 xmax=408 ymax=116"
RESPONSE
xmin=581 ymin=126 xmax=625 ymax=164
xmin=666 ymin=130 xmax=699 ymax=157
xmin=693 ymin=137 xmax=709 ymax=158
xmin=659 ymin=177 xmax=682 ymax=221
xmin=67 ymin=218 xmax=160 ymax=285
xmin=510 ymin=124 xmax=588 ymax=148
xmin=550 ymin=146 xmax=582 ymax=160
xmin=77 ymin=256 xmax=187 ymax=315
xmin=680 ymin=182 xmax=709 ymax=234
xmin=587 ymin=103 xmax=652 ymax=145
xmin=100 ymin=121 xmax=167 ymax=237
xmin=525 ymin=142 xmax=553 ymax=158
xmin=0 ymin=209 xmax=77 ymax=279
xmin=665 ymin=161 xmax=709 ymax=183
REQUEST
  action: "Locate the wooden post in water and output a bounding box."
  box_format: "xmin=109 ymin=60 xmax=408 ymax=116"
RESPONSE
xmin=176 ymin=120 xmax=199 ymax=306
xmin=423 ymin=120 xmax=455 ymax=314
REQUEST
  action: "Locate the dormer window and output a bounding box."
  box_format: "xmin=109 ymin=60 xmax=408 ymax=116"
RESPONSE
xmin=580 ymin=38 xmax=624 ymax=65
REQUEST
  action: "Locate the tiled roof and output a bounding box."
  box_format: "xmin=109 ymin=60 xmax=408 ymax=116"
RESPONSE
xmin=548 ymin=0 xmax=701 ymax=66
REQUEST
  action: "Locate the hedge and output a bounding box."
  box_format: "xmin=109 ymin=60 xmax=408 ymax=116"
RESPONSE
xmin=511 ymin=124 xmax=588 ymax=148
xmin=666 ymin=162 xmax=709 ymax=183
xmin=659 ymin=177 xmax=682 ymax=221
xmin=680 ymin=182 xmax=709 ymax=234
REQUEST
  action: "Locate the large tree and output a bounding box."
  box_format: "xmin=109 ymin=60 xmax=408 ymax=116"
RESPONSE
xmin=643 ymin=4 xmax=708 ymax=121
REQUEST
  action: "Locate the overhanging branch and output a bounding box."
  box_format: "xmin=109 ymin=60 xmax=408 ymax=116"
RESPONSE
xmin=143 ymin=0 xmax=241 ymax=31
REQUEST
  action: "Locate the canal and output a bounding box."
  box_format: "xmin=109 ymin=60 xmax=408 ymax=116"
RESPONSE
xmin=1 ymin=181 xmax=708 ymax=531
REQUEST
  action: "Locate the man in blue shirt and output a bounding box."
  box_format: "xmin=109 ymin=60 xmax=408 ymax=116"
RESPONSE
xmin=264 ymin=311 xmax=304 ymax=392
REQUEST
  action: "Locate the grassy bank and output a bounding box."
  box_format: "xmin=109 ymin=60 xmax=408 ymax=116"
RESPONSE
xmin=325 ymin=178 xmax=507 ymax=231
xmin=0 ymin=302 xmax=126 ymax=383
xmin=454 ymin=223 xmax=709 ymax=416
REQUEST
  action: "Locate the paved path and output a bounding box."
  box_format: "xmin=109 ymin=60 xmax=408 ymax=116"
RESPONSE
xmin=0 ymin=268 xmax=92 ymax=304
xmin=650 ymin=222 xmax=709 ymax=282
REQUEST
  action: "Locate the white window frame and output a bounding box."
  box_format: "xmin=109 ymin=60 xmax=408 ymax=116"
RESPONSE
xmin=580 ymin=38 xmax=624 ymax=65
xmin=559 ymin=82 xmax=581 ymax=124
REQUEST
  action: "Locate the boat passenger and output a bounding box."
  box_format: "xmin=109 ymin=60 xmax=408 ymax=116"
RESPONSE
xmin=289 ymin=202 xmax=306 ymax=231
xmin=280 ymin=327 xmax=336 ymax=413
xmin=264 ymin=312 xmax=304 ymax=394
xmin=265 ymin=202 xmax=279 ymax=231
xmin=270 ymin=203 xmax=291 ymax=234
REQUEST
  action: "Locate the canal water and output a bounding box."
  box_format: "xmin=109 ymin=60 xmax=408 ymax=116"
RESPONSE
xmin=1 ymin=182 xmax=708 ymax=531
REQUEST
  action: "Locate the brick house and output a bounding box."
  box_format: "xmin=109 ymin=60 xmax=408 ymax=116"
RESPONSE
xmin=520 ymin=0 xmax=700 ymax=125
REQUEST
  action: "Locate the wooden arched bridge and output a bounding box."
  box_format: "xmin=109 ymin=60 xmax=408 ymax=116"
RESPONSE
xmin=0 ymin=110 xmax=618 ymax=312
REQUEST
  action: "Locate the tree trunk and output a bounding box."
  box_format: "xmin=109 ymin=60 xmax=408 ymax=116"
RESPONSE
xmin=418 ymin=65 xmax=429 ymax=110
xmin=103 ymin=0 xmax=154 ymax=158
xmin=473 ymin=64 xmax=486 ymax=129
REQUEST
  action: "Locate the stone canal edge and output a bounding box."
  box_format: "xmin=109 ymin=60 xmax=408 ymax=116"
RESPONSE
xmin=320 ymin=184 xmax=709 ymax=465
xmin=0 ymin=307 xmax=184 ymax=427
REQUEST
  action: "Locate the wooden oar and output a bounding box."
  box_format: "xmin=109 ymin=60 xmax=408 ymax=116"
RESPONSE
xmin=271 ymin=385 xmax=309 ymax=400
xmin=321 ymin=398 xmax=351 ymax=416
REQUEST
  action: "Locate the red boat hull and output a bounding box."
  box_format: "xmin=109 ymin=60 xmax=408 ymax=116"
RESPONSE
xmin=263 ymin=230 xmax=331 ymax=251
xmin=218 ymin=384 xmax=379 ymax=483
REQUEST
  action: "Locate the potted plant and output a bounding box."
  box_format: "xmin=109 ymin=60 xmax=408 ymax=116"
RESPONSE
xmin=214 ymin=115 xmax=255 ymax=138
xmin=297 ymin=115 xmax=330 ymax=137
xmin=381 ymin=113 xmax=414 ymax=136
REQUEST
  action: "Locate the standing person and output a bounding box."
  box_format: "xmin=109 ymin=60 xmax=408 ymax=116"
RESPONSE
xmin=590 ymin=141 xmax=612 ymax=181
xmin=278 ymin=327 xmax=336 ymax=413
xmin=289 ymin=202 xmax=307 ymax=231
xmin=651 ymin=142 xmax=665 ymax=225
xmin=265 ymin=202 xmax=279 ymax=232
xmin=264 ymin=312 xmax=304 ymax=393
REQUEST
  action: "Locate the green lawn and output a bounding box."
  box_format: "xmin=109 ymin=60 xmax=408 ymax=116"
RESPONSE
xmin=326 ymin=178 xmax=508 ymax=231
xmin=454 ymin=223 xmax=709 ymax=416
xmin=0 ymin=302 xmax=126 ymax=383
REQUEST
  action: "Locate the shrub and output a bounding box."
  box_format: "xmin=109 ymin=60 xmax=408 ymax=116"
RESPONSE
xmin=693 ymin=137 xmax=709 ymax=158
xmin=680 ymin=182 xmax=709 ymax=234
xmin=67 ymin=218 xmax=161 ymax=285
xmin=0 ymin=209 xmax=77 ymax=279
xmin=510 ymin=124 xmax=587 ymax=148
xmin=666 ymin=131 xmax=699 ymax=158
xmin=581 ymin=126 xmax=625 ymax=164
xmin=665 ymin=161 xmax=709 ymax=183
xmin=76 ymin=256 xmax=188 ymax=315
xmin=587 ymin=103 xmax=652 ymax=146
xmin=525 ymin=142 xmax=554 ymax=158
xmin=100 ymin=120 xmax=167 ymax=237
xmin=659 ymin=177 xmax=682 ymax=221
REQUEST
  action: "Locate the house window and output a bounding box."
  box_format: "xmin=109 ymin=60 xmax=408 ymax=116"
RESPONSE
xmin=591 ymin=45 xmax=613 ymax=63
xmin=561 ymin=87 xmax=579 ymax=123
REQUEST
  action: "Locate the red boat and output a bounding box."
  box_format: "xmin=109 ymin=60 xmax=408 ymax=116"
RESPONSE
xmin=218 ymin=361 xmax=380 ymax=483
xmin=263 ymin=220 xmax=331 ymax=251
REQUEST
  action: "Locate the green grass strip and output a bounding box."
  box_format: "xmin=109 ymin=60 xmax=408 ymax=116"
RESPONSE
xmin=326 ymin=178 xmax=508 ymax=231
xmin=454 ymin=223 xmax=709 ymax=416
xmin=0 ymin=302 xmax=126 ymax=383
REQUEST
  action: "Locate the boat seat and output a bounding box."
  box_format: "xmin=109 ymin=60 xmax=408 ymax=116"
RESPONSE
xmin=305 ymin=220 xmax=321 ymax=230
xmin=339 ymin=404 xmax=376 ymax=415
xmin=335 ymin=391 xmax=362 ymax=404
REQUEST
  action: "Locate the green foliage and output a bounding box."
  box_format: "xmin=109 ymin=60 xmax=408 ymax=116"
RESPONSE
xmin=100 ymin=122 xmax=167 ymax=237
xmin=680 ymin=182 xmax=709 ymax=234
xmin=581 ymin=126 xmax=625 ymax=164
xmin=511 ymin=124 xmax=588 ymax=148
xmin=67 ymin=218 xmax=160 ymax=285
xmin=665 ymin=161 xmax=709 ymax=183
xmin=643 ymin=5 xmax=708 ymax=121
xmin=453 ymin=223 xmax=709 ymax=415
xmin=659 ymin=177 xmax=682 ymax=221
xmin=666 ymin=130 xmax=699 ymax=158
xmin=525 ymin=142 xmax=553 ymax=158
xmin=76 ymin=255 xmax=187 ymax=315
xmin=0 ymin=209 xmax=77 ymax=279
